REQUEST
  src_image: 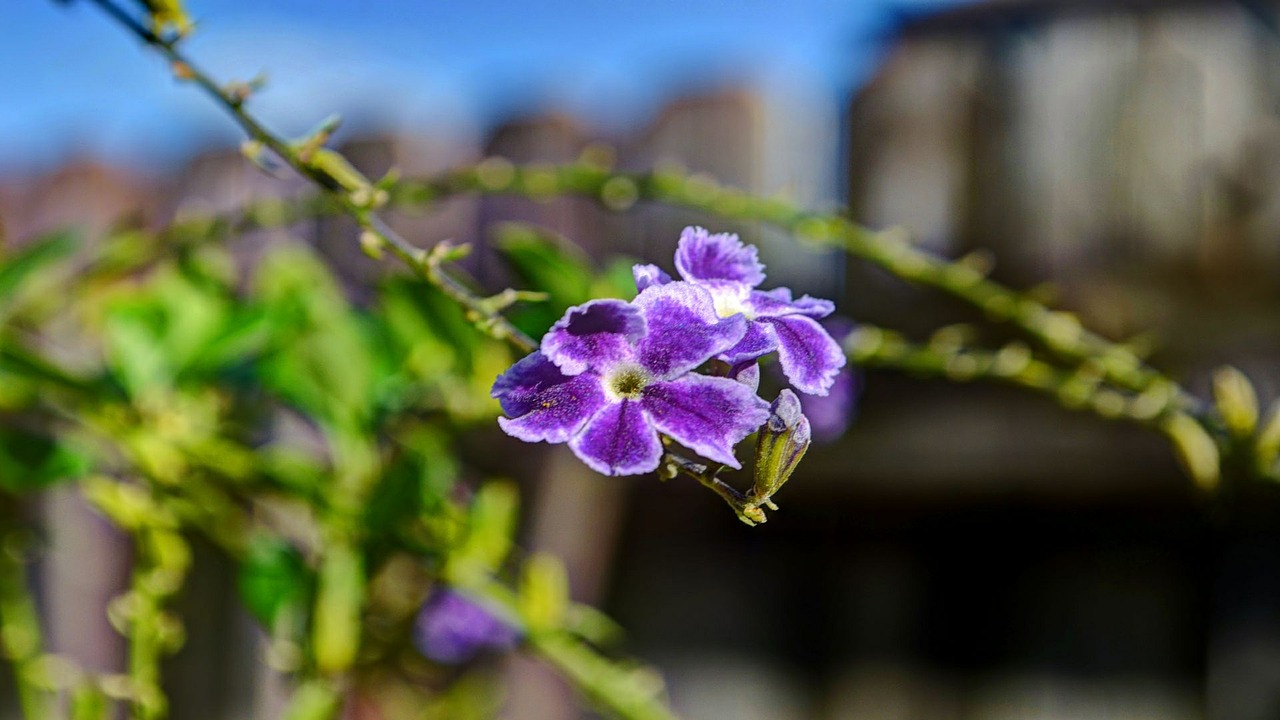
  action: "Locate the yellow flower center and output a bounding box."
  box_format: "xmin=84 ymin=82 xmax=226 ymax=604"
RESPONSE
xmin=710 ymin=286 xmax=753 ymax=320
xmin=604 ymin=364 xmax=651 ymax=401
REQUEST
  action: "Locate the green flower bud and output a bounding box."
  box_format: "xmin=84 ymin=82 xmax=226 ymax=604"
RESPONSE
xmin=1256 ymin=400 xmax=1280 ymax=476
xmin=750 ymin=390 xmax=811 ymax=505
xmin=1162 ymin=412 xmax=1220 ymax=491
xmin=1212 ymin=366 xmax=1258 ymax=439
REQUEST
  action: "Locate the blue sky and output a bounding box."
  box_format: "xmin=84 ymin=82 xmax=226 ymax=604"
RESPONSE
xmin=1 ymin=0 xmax=961 ymax=172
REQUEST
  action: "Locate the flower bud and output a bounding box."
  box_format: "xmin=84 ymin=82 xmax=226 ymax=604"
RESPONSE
xmin=1212 ymin=366 xmax=1258 ymax=439
xmin=1162 ymin=412 xmax=1220 ymax=492
xmin=1256 ymin=399 xmax=1280 ymax=476
xmin=751 ymin=390 xmax=811 ymax=504
xmin=414 ymin=589 xmax=521 ymax=664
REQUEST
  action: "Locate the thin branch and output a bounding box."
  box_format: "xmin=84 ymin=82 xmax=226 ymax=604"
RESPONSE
xmin=845 ymin=323 xmax=1225 ymax=489
xmin=844 ymin=324 xmax=1180 ymax=428
xmin=661 ymin=453 xmax=767 ymax=526
xmin=394 ymin=162 xmax=1203 ymax=415
xmin=83 ymin=0 xmax=537 ymax=353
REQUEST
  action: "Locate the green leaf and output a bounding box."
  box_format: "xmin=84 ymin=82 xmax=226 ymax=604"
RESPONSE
xmin=377 ymin=281 xmax=459 ymax=378
xmin=254 ymin=246 xmax=375 ymax=425
xmin=185 ymin=306 xmax=271 ymax=374
xmin=0 ymin=429 xmax=91 ymax=493
xmin=398 ymin=426 xmax=459 ymax=511
xmin=494 ymin=224 xmax=593 ymax=304
xmin=0 ymin=345 xmax=98 ymax=394
xmin=372 ymin=278 xmax=512 ymax=420
xmin=564 ymin=604 xmax=625 ymax=648
xmin=81 ymin=477 xmax=166 ymax=530
xmin=0 ymin=230 xmax=78 ymax=295
xmin=149 ymin=268 xmax=228 ymax=372
xmin=238 ymin=536 xmax=310 ymax=629
xmin=453 ymin=481 xmax=519 ymax=576
xmin=103 ymin=308 xmax=172 ymax=398
xmin=592 ymin=258 xmax=643 ymax=300
xmin=258 ymin=444 xmax=329 ymax=495
xmin=519 ymin=554 xmax=569 ymax=633
xmin=70 ymin=683 xmax=110 ymax=720
xmin=494 ymin=224 xmax=595 ymax=338
xmin=361 ymin=460 xmax=423 ymax=548
xmin=313 ymin=543 xmax=365 ymax=674
xmin=0 ymin=231 xmax=77 ymax=304
xmin=280 ymin=681 xmax=341 ymax=720
xmin=378 ymin=277 xmax=484 ymax=372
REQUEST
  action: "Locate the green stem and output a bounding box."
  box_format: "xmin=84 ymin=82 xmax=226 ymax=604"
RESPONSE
xmin=845 ymin=323 xmax=1225 ymax=489
xmin=395 ymin=162 xmax=1201 ymax=413
xmin=662 ymin=453 xmax=766 ymax=526
xmin=81 ymin=479 xmax=188 ymax=720
xmin=0 ymin=520 xmax=52 ymax=720
xmin=844 ymin=324 xmax=1182 ymax=428
xmin=527 ymin=632 xmax=678 ymax=720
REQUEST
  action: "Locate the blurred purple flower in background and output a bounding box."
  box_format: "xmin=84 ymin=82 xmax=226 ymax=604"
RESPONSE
xmin=414 ymin=589 xmax=521 ymax=664
xmin=796 ymin=318 xmax=862 ymax=443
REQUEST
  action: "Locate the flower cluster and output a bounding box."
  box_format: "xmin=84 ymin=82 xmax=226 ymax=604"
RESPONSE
xmin=414 ymin=589 xmax=521 ymax=664
xmin=491 ymin=227 xmax=846 ymax=476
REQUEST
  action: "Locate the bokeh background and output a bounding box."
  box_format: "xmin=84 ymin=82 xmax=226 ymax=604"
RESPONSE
xmin=8 ymin=1 xmax=1280 ymax=718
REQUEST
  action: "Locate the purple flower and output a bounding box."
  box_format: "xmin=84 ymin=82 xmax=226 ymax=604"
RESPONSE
xmin=414 ymin=589 xmax=520 ymax=664
xmin=492 ymin=283 xmax=771 ymax=475
xmin=798 ymin=366 xmax=861 ymax=443
xmin=633 ymin=227 xmax=846 ymax=396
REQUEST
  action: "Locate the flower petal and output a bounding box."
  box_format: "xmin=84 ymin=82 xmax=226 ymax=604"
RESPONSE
xmin=729 ymin=361 xmax=761 ymax=392
xmin=632 ymin=263 xmax=672 ymax=292
xmin=789 ymin=294 xmax=835 ymax=318
xmin=745 ymin=288 xmax=834 ymax=319
xmin=674 ymin=226 xmax=766 ymax=287
xmin=569 ymin=400 xmax=662 ymax=476
xmin=633 ymin=282 xmax=747 ymax=380
xmin=763 ymin=315 xmax=846 ymax=395
xmin=541 ymin=299 xmax=645 ymax=376
xmin=719 ymin=321 xmax=778 ymax=365
xmin=493 ymin=352 xmax=606 ymax=443
xmin=641 ymin=374 xmax=770 ymax=468
xmin=491 ymin=352 xmax=564 ymax=417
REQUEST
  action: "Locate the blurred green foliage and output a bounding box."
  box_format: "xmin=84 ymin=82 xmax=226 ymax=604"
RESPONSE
xmin=0 ymin=223 xmax=674 ymax=719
